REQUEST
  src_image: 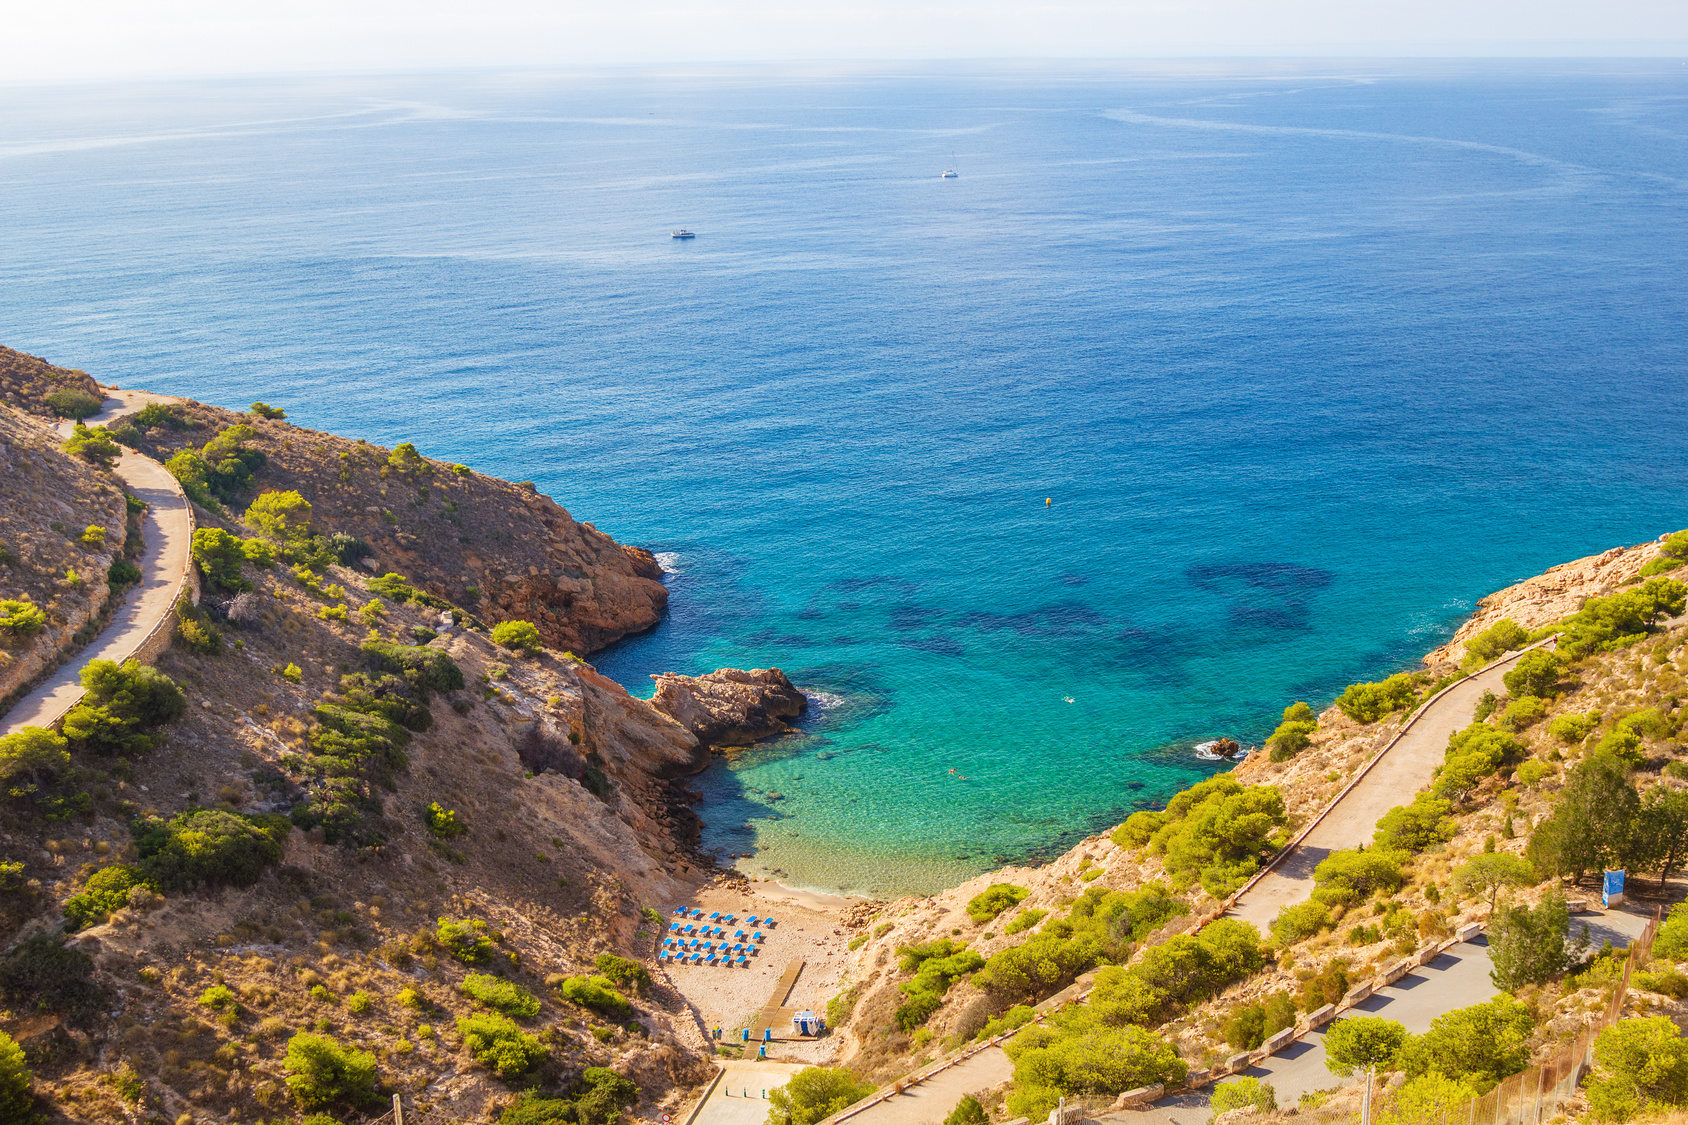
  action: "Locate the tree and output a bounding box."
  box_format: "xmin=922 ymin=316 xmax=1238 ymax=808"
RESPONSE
xmin=1464 ymin=619 xmax=1528 ymax=665
xmin=1586 ymin=1016 xmax=1688 ymax=1121
xmin=60 ymin=659 xmax=187 ymax=755
xmin=575 ymin=1068 xmax=639 ymax=1125
xmin=1383 ymin=1074 xmax=1479 ymax=1125
xmin=1638 ymin=787 xmax=1688 ymax=888
xmin=1487 ymin=891 xmax=1588 ymax=990
xmin=491 ymin=620 xmax=543 ymax=656
xmin=245 ymin=489 xmax=314 ymax=541
xmin=1560 ymin=578 xmax=1687 ymax=658
xmin=944 ymin=1095 xmax=989 ymax=1125
xmin=1373 ymin=793 xmax=1457 ymax=852
xmin=1323 ymin=1016 xmax=1406 ymax=1077
xmin=458 ymin=1012 xmax=546 ymax=1077
xmin=966 ymin=884 xmax=1028 ymax=923
xmin=190 ymin=527 xmax=249 ymax=592
xmin=1335 ymin=674 xmax=1418 ymax=724
xmin=250 ymin=402 xmax=286 ymax=419
xmin=1502 ymin=650 xmax=1561 ymax=698
xmin=1655 ymin=904 xmax=1688 ymax=961
xmin=1312 ymin=848 xmax=1405 ymax=907
xmin=1452 ymin=853 xmax=1535 ymax=915
xmin=0 ymin=727 xmax=71 ymax=791
xmin=134 ymin=809 xmax=289 ymax=890
xmin=0 ymin=1030 xmax=33 ymax=1124
xmin=63 ymin=422 xmax=121 ymax=468
xmin=1526 ymin=755 xmax=1639 ymax=882
xmin=1267 ymin=702 xmax=1317 ymax=762
xmin=0 ymin=600 xmax=46 ymax=637
xmin=1398 ymin=994 xmax=1535 ymax=1087
xmin=283 ymin=1032 xmax=378 ymax=1108
xmin=45 ymin=388 xmax=103 ymax=419
xmin=767 ymin=1067 xmax=876 ymax=1125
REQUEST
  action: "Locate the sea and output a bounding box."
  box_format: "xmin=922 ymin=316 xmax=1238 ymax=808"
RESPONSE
xmin=3 ymin=61 xmax=1686 ymax=897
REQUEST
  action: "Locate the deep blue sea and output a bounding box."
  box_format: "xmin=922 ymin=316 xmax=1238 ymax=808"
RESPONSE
xmin=4 ymin=62 xmax=1686 ymax=896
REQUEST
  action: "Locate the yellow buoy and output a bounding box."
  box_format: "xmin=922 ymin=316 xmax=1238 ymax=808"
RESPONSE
xmin=1045 ymin=497 xmax=1052 ymax=506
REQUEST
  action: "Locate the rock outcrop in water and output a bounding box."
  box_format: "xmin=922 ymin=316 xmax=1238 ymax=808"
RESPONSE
xmin=649 ymin=666 xmax=807 ymax=750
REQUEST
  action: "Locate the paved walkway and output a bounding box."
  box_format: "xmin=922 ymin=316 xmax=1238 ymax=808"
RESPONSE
xmin=1106 ymin=905 xmax=1655 ymax=1124
xmin=690 ymin=1061 xmax=808 ymax=1125
xmin=841 ymin=1047 xmax=1012 ymax=1125
xmin=1231 ymin=648 xmax=1544 ymax=930
xmin=2 ymin=389 xmax=192 ymax=734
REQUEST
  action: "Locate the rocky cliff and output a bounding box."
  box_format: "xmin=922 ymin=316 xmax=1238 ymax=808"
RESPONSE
xmin=0 ymin=347 xmax=101 ymax=419
xmin=649 ymin=667 xmax=807 ymax=751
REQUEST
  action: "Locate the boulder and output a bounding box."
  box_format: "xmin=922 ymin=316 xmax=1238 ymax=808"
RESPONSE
xmin=649 ymin=668 xmax=807 ymax=751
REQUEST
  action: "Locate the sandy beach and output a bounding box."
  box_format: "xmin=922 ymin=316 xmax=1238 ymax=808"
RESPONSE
xmin=658 ymin=877 xmax=872 ymax=1065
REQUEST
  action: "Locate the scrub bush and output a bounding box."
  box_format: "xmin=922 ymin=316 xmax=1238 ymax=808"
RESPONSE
xmin=768 ymin=1067 xmax=876 ymax=1125
xmin=1373 ymin=793 xmax=1456 ymax=852
xmin=491 ymin=620 xmax=543 ymax=655
xmin=594 ymin=953 xmax=650 ymax=992
xmin=60 ymin=658 xmax=186 ymax=754
xmin=1503 ymin=651 xmax=1561 ymax=699
xmin=555 ymin=975 xmax=631 ymax=1018
xmin=1211 ymin=1077 xmax=1276 ymax=1115
xmin=63 ymin=423 xmax=121 ymax=468
xmin=966 ymin=883 xmax=1028 ymax=924
xmin=1311 ymin=848 xmax=1406 ymax=907
xmin=458 ymin=1012 xmax=546 ymax=1078
xmin=45 ymin=388 xmax=102 ymax=419
xmin=133 ymin=809 xmax=290 ymax=891
xmin=459 ymin=973 xmax=541 ymax=1018
xmin=437 ymin=917 xmax=495 ymax=964
xmin=1463 ymin=619 xmax=1528 ymax=665
xmin=1267 ymin=701 xmax=1317 ymax=761
xmin=63 ymin=865 xmax=147 ymax=930
xmin=1335 ymin=673 xmax=1418 ymax=723
xmin=0 ymin=600 xmax=46 ymax=637
xmin=283 ymin=1032 xmax=379 ymax=1108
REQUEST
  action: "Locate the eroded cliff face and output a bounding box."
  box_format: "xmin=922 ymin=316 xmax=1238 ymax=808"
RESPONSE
xmin=1424 ymin=539 xmax=1665 ymax=665
xmin=648 ymin=667 xmax=807 ymax=751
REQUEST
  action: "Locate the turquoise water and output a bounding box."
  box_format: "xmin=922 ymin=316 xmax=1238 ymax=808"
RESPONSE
xmin=3 ymin=63 xmax=1686 ymax=896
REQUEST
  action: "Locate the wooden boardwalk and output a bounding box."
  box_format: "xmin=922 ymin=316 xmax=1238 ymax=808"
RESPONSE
xmin=748 ymin=960 xmax=807 ymax=1042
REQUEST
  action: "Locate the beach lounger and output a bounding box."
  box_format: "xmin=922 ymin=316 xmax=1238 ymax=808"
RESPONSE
xmin=736 ymin=957 xmax=749 ymax=967
xmin=710 ymin=912 xmax=721 ymax=920
xmin=673 ymin=907 xmax=686 ymax=915
xmin=752 ymin=931 xmax=764 ymax=941
xmin=765 ymin=919 xmax=777 ymax=929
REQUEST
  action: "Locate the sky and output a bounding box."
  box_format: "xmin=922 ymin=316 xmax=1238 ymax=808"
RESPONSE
xmin=3 ymin=0 xmax=1686 ymax=84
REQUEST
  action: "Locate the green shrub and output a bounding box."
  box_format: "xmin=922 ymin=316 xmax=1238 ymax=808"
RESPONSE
xmin=60 ymin=658 xmax=186 ymax=754
xmin=1324 ymin=1015 xmax=1406 ymax=1076
xmin=172 ymin=425 xmax=267 ymax=505
xmin=0 ymin=934 xmax=104 ymax=1015
xmin=133 ymin=809 xmax=289 ymax=891
xmin=0 ymin=1030 xmax=33 ymax=1124
xmin=1502 ymin=651 xmax=1561 ymax=699
xmin=501 ymin=1093 xmax=575 ymax=1125
xmin=1500 ymin=695 xmax=1546 ymax=730
xmin=594 ymin=953 xmax=650 ymax=992
xmin=107 ymin=557 xmax=142 ymax=589
xmin=768 ymin=1067 xmax=879 ymax=1125
xmin=944 ymin=1094 xmax=988 ymax=1125
xmin=460 ymin=973 xmax=541 ymax=1018
xmin=362 ymin=640 xmax=464 ymax=697
xmin=79 ymin=524 xmax=106 ymax=548
xmin=347 ymin=991 xmax=373 ymax=1014
xmin=367 ymin=572 xmax=453 ymax=610
xmin=1373 ymin=793 xmax=1456 ymax=852
xmin=45 ymin=388 xmax=103 ymax=419
xmin=1002 ymin=1020 xmax=1187 ymax=1120
xmin=1139 ymin=775 xmax=1289 ymax=896
xmin=437 ymin=917 xmax=494 ymax=964
xmin=0 ymin=726 xmax=71 ymax=791
xmin=458 ymin=1012 xmax=546 ymax=1078
xmin=198 ymin=983 xmax=240 ymax=1012
xmin=1267 ymin=701 xmax=1317 ymax=761
xmin=976 ymin=1004 xmax=1037 ymax=1042
xmin=0 ymin=600 xmax=46 ymax=637
xmin=1398 ymin=994 xmax=1535 ymax=1088
xmin=1656 ymin=903 xmax=1688 ymax=961
xmin=1003 ymin=908 xmax=1046 ymax=935
xmin=1559 ymin=578 xmax=1687 ymax=659
xmin=246 ymin=489 xmax=313 ymax=541
xmin=425 ymin=802 xmax=465 ymax=838
xmin=1594 ymin=727 xmax=1645 ymax=767
xmin=1516 ymin=759 xmax=1551 ymax=786
xmin=895 ymin=939 xmax=985 ymax=1029
xmin=1527 ymin=755 xmax=1640 ymax=883
xmin=966 ymin=884 xmax=1028 ymax=924
xmin=1312 ymin=848 xmax=1405 ymax=907
xmin=63 ymin=423 xmax=121 ymax=468
xmin=1298 ymin=959 xmax=1349 ymax=1011
xmin=283 ymin=1032 xmax=378 ymax=1108
xmin=133 ymin=402 xmax=184 ymax=429
xmin=63 ymin=865 xmax=147 ymax=930
xmin=491 ymin=620 xmax=543 ymax=655
xmin=1387 ymin=1075 xmax=1480 ymax=1124
xmin=191 ymin=527 xmax=250 ymax=592
xmin=1585 ymin=1016 xmax=1688 ymax=1121
xmin=250 ymin=402 xmax=286 ymax=419
xmin=1463 ymin=619 xmax=1529 ymax=665
xmin=1270 ymin=901 xmax=1332 ymax=944
xmin=1635 ymin=969 xmax=1688 ymax=999
xmin=556 ymin=974 xmax=631 ymax=1018
xmin=1335 ymin=673 xmax=1418 ymax=724
xmin=1212 ymin=1077 xmax=1277 ymax=1116
xmin=1433 ymin=723 xmax=1523 ymax=801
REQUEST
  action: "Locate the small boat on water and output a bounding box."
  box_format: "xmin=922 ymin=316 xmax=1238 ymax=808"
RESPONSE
xmin=672 ymin=229 xmax=695 ymax=239
xmin=941 ymin=151 xmax=958 ymax=178
xmin=1194 ymin=738 xmax=1247 ymax=762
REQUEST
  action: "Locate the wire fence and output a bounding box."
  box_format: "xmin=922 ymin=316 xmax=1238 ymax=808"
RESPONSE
xmin=1309 ymin=906 xmax=1661 ymax=1125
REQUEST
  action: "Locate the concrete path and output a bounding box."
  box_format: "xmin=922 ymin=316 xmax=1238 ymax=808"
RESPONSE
xmin=2 ymin=389 xmax=192 ymax=734
xmin=1230 ymin=649 xmax=1543 ymax=931
xmin=689 ymin=1061 xmax=808 ymax=1125
xmin=1104 ymin=905 xmax=1655 ymax=1124
xmin=841 ymin=1047 xmax=1012 ymax=1125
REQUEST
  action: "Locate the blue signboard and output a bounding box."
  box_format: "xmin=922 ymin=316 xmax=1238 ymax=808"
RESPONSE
xmin=1603 ymin=869 xmax=1625 ymax=908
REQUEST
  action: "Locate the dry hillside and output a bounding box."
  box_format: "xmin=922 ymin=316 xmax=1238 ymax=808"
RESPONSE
xmin=0 ymin=348 xmax=102 ymax=420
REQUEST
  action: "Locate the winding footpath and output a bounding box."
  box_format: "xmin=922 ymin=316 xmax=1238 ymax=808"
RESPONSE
xmin=1 ymin=389 xmax=193 ymax=736
xmin=1227 ymin=643 xmax=1551 ymax=930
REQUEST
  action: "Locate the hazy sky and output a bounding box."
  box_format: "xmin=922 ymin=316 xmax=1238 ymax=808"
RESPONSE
xmin=6 ymin=0 xmax=1688 ymax=83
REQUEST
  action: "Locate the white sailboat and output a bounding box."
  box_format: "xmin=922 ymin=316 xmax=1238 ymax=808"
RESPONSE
xmin=941 ymin=151 xmax=958 ymax=178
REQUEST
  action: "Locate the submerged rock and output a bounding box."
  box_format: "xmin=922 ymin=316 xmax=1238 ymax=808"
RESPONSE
xmin=648 ymin=667 xmax=807 ymax=751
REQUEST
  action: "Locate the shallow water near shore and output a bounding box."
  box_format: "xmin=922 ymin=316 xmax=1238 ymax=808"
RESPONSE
xmin=3 ymin=62 xmax=1687 ymax=896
